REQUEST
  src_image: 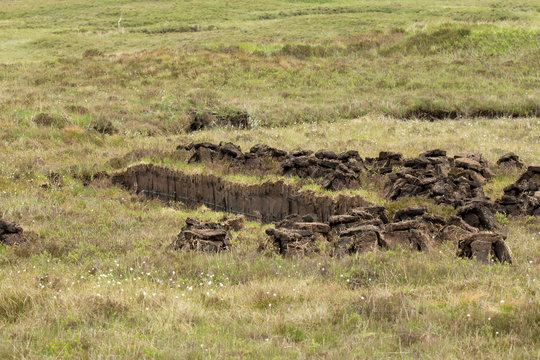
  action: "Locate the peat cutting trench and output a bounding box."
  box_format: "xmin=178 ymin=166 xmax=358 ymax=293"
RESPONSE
xmin=102 ymin=142 xmax=540 ymax=262
xmin=111 ymin=163 xmax=371 ymax=222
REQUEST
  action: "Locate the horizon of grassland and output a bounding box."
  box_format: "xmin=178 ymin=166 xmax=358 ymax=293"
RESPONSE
xmin=1 ymin=0 xmax=539 ymax=133
xmin=0 ymin=0 xmax=540 ymax=359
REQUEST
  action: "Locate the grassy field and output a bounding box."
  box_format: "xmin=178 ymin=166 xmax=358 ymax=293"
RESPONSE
xmin=1 ymin=0 xmax=539 ymax=359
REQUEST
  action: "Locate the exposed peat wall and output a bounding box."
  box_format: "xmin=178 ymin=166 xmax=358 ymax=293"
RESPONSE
xmin=112 ymin=164 xmax=372 ymax=222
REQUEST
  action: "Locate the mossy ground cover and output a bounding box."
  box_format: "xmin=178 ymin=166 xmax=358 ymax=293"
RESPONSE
xmin=0 ymin=0 xmax=539 ymax=358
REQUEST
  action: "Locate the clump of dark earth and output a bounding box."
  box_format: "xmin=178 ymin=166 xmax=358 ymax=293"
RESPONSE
xmin=384 ymin=150 xmax=494 ymax=206
xmin=264 ymin=204 xmax=512 ymax=262
xmin=178 ymin=141 xmax=372 ymax=191
xmin=281 ymin=148 xmax=366 ymax=190
xmin=497 ymin=152 xmax=524 ymax=169
xmin=187 ymin=109 xmax=251 ymax=132
xmin=457 ymin=198 xmax=505 ymax=232
xmin=0 ymin=218 xmax=27 ymax=245
xmin=180 ymin=142 xmax=265 ymax=165
xmin=170 ymin=217 xmax=233 ymax=252
xmin=264 ymin=216 xmax=331 ymax=255
xmin=456 ymin=233 xmax=512 ymax=264
xmin=332 ymin=206 xmax=389 ymax=256
xmin=364 ymin=151 xmax=404 ymax=174
xmin=496 ymin=165 xmax=540 ymax=216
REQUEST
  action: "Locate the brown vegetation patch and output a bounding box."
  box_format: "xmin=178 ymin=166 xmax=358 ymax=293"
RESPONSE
xmin=82 ymin=49 xmax=104 ymax=58
xmin=32 ymin=113 xmax=67 ymax=128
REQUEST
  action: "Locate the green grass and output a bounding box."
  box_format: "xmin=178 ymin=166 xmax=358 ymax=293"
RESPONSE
xmin=0 ymin=0 xmax=539 ymax=358
xmin=1 ymin=0 xmax=539 ymax=133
